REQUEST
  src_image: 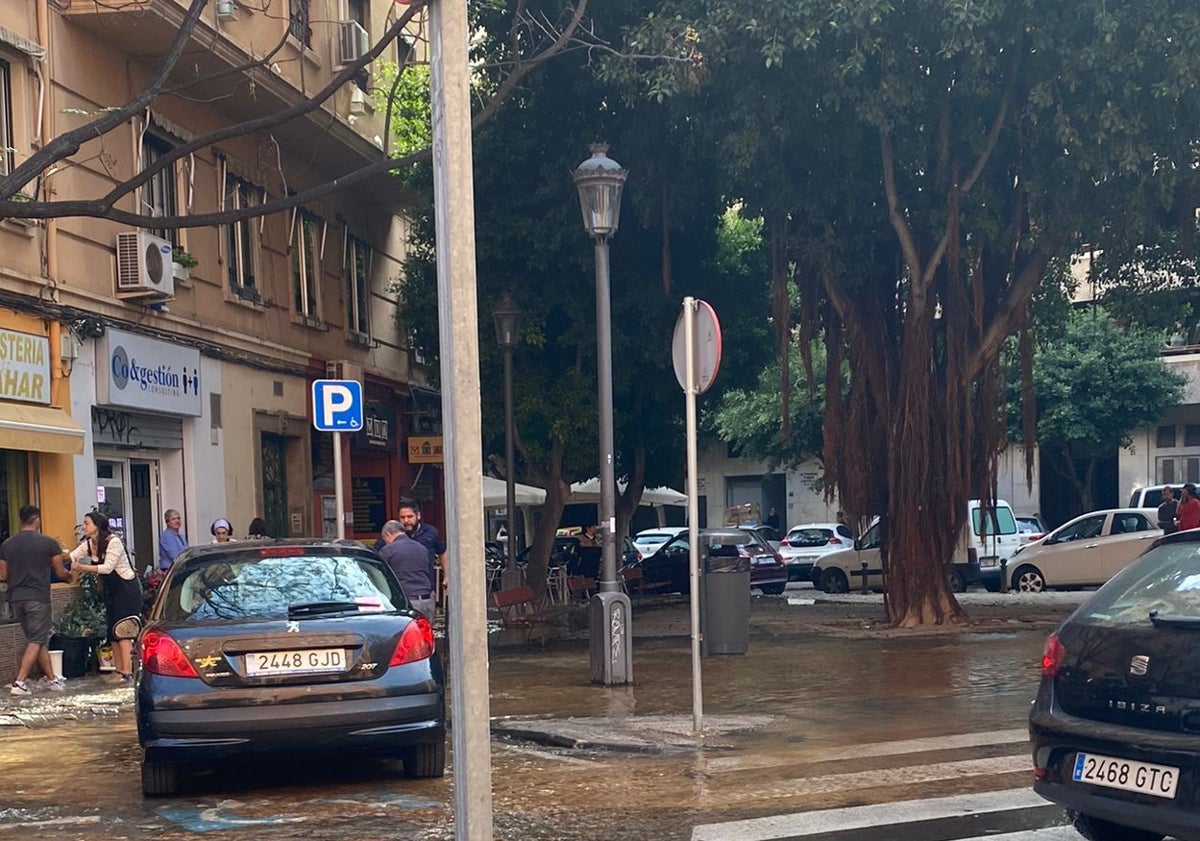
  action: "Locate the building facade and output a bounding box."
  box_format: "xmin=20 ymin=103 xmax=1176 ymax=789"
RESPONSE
xmin=0 ymin=0 xmax=442 ymax=672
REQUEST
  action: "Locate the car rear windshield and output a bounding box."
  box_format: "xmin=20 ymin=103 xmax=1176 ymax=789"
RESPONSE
xmin=161 ymin=552 xmax=405 ymax=623
xmin=1074 ymin=541 xmax=1200 ymax=627
xmin=789 ymin=528 xmax=833 ymax=546
xmin=972 ymin=507 xmax=1017 ymax=536
xmin=634 ymin=535 xmax=672 ymax=548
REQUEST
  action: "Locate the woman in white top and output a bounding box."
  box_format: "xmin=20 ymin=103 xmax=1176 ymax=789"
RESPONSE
xmin=210 ymin=518 xmax=236 ymax=544
xmin=69 ymin=511 xmax=143 ymax=681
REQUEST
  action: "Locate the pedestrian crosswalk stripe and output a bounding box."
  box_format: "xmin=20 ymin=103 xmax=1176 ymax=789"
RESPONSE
xmin=692 ymin=788 xmax=1050 ymax=841
xmin=705 ymin=729 xmax=1029 ymax=771
xmin=735 ymin=754 xmax=1030 ymax=802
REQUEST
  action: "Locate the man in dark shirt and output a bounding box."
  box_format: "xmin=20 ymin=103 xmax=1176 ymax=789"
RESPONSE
xmin=396 ymin=498 xmax=447 ymax=593
xmin=379 ymin=519 xmax=436 ymax=621
xmin=1158 ymin=486 xmax=1179 ymax=534
xmin=0 ymin=505 xmax=70 ymax=695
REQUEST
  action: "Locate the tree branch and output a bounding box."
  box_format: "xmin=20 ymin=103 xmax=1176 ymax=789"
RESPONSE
xmin=879 ymin=130 xmax=923 ymax=286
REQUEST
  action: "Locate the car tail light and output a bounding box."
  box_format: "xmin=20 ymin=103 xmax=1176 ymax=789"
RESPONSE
xmin=390 ymin=616 xmax=435 ymax=666
xmin=828 ymin=536 xmax=843 ymax=545
xmin=1029 ymin=534 xmax=1043 ymax=542
xmin=141 ymin=629 xmax=200 ymax=678
xmin=1041 ymin=633 xmax=1065 ymax=677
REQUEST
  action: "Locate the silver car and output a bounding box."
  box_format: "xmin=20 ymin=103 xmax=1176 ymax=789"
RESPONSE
xmin=779 ymin=522 xmax=855 ymax=582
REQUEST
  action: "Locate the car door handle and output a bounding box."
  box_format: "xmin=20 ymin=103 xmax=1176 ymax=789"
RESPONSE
xmin=1085 ymin=543 xmax=1099 ymax=549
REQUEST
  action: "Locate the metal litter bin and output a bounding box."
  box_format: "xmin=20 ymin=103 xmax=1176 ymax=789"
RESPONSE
xmin=702 ymin=545 xmax=750 ymax=655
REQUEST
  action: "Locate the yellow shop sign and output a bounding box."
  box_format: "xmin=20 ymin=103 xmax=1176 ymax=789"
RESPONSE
xmin=0 ymin=328 xmax=49 ymax=404
xmin=407 ymin=436 xmax=444 ymax=464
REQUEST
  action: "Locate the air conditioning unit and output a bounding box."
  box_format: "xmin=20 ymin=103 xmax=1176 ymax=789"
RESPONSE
xmin=337 ymin=20 xmax=369 ymax=66
xmin=348 ymin=85 xmax=367 ymax=115
xmin=216 ymin=0 xmax=237 ymax=19
xmin=115 ymin=230 xmax=176 ymax=301
xmin=325 ymin=359 xmax=363 ymax=382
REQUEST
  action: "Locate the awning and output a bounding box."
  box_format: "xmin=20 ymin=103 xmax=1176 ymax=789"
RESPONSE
xmin=0 ymin=404 xmax=85 ymax=455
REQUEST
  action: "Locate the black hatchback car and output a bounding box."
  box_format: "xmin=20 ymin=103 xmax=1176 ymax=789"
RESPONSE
xmin=136 ymin=540 xmax=445 ymax=796
xmin=1029 ymin=529 xmax=1200 ymax=841
xmin=639 ymin=528 xmax=788 ymax=595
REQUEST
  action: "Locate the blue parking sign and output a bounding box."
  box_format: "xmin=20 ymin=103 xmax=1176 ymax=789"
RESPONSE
xmin=312 ymin=379 xmax=363 ymax=431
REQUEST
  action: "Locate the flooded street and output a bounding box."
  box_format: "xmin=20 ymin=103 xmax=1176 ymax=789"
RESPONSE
xmin=0 ymin=620 xmax=1054 ymax=840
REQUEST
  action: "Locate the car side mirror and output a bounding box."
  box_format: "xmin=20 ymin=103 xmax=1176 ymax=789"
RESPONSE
xmin=853 ymin=538 xmax=862 ymax=551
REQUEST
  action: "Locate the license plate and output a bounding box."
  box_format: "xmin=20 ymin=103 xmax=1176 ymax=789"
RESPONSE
xmin=1072 ymin=751 xmax=1179 ymax=799
xmin=245 ymin=648 xmax=346 ymax=676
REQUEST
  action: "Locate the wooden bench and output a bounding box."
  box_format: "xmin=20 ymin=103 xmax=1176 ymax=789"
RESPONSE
xmin=490 ymin=585 xmax=568 ymax=642
xmin=620 ymin=565 xmax=672 ymax=601
xmin=566 ymin=575 xmax=597 ymax=603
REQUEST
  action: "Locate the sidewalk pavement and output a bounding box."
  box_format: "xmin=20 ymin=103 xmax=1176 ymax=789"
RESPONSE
xmin=0 ymin=674 xmax=131 ymax=728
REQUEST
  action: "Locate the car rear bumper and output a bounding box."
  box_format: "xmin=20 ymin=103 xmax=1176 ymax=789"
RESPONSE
xmin=1030 ymin=684 xmax=1200 ymax=838
xmin=139 ymin=687 xmax=445 ymax=762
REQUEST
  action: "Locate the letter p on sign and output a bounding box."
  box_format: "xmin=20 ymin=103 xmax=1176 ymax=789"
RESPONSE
xmin=311 ymin=379 xmax=363 ymax=431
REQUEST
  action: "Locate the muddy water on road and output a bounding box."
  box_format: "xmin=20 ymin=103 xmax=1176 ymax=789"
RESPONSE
xmin=0 ymin=629 xmax=1047 ymax=840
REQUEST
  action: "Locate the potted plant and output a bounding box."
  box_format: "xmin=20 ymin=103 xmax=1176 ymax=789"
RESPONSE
xmin=52 ymin=574 xmax=108 ymax=677
xmin=171 ymin=247 xmax=198 ymax=282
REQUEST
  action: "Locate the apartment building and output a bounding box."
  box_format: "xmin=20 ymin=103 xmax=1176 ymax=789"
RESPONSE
xmin=0 ymin=0 xmax=440 ymax=571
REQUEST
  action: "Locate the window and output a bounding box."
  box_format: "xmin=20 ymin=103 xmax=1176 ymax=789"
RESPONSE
xmin=345 ymin=234 xmax=371 ymax=336
xmin=0 ymin=60 xmax=11 ymax=177
xmin=1186 ymin=425 xmax=1200 ymax=447
xmin=1158 ymin=457 xmax=1200 ymax=485
xmin=1158 ymin=425 xmax=1177 ymax=448
xmin=223 ymin=173 xmax=260 ymax=298
xmin=288 ymin=0 xmax=312 ymax=47
xmin=141 ymin=134 xmax=177 ymax=244
xmin=1055 ymin=515 xmax=1105 ymax=543
xmin=972 ymin=506 xmax=1017 ymax=536
xmin=291 ymin=210 xmax=322 ymax=320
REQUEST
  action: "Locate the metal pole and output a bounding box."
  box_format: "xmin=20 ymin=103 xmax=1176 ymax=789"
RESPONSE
xmin=504 ymin=345 xmax=517 ymax=582
xmin=429 ymin=1 xmax=493 ymax=838
xmin=594 ymin=236 xmax=618 ymax=593
xmin=684 ymin=297 xmax=703 ymax=733
xmin=333 ymin=431 xmax=345 ymax=540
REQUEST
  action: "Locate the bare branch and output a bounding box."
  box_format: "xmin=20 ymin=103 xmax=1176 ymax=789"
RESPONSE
xmin=879 ymin=130 xmax=923 ymax=285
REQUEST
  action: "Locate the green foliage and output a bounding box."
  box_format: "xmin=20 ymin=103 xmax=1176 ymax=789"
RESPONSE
xmin=1011 ymin=308 xmax=1186 ymax=456
xmin=171 ymin=247 xmax=198 ymax=268
xmin=57 ymin=573 xmax=107 ymax=638
xmin=372 ymin=62 xmax=432 ymax=157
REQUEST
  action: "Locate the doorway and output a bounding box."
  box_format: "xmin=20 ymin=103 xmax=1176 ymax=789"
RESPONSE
xmin=130 ymin=461 xmax=157 ymax=574
xmin=261 ymin=432 xmax=288 ymax=539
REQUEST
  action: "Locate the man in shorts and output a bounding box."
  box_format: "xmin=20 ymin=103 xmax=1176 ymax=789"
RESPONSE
xmin=0 ymin=505 xmax=70 ymax=695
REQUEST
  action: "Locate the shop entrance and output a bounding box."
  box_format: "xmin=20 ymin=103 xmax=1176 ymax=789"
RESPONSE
xmin=96 ymin=456 xmax=161 ymax=573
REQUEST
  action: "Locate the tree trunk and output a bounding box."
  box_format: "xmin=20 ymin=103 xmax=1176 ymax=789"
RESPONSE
xmin=884 ymin=309 xmax=969 ymax=628
xmin=523 ymin=441 xmax=572 ymax=602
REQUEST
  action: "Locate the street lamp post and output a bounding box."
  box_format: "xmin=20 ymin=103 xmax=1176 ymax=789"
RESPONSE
xmin=492 ymin=291 xmax=522 ymax=590
xmin=573 ymin=143 xmax=632 ymax=685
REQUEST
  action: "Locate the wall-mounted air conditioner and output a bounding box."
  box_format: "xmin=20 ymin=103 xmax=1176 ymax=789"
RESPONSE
xmin=349 ymin=85 xmax=367 ymax=115
xmin=338 ymin=20 xmax=369 ymax=66
xmin=115 ymin=230 xmax=176 ymax=301
xmin=216 ymin=0 xmax=237 ymax=19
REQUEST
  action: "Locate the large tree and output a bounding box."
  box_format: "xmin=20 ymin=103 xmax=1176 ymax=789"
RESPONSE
xmin=613 ymin=0 xmax=1200 ymax=625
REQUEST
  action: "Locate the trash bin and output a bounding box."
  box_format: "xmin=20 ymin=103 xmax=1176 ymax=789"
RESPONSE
xmin=703 ymin=544 xmax=751 ymax=655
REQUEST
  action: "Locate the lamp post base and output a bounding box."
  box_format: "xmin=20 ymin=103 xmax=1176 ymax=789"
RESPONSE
xmin=589 ymin=591 xmax=632 ymax=685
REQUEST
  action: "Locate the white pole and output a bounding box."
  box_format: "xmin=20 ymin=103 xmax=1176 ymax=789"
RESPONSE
xmin=333 ymin=431 xmax=345 ymax=540
xmin=430 ymin=0 xmax=493 ymax=838
xmin=684 ymin=296 xmax=703 ymax=733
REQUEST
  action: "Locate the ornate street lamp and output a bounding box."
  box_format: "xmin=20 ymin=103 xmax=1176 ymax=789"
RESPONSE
xmin=573 ymin=143 xmax=631 ymax=685
xmin=491 ymin=291 xmax=522 ymax=588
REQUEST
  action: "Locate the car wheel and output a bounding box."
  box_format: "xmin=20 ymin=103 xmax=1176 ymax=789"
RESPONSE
xmin=1070 ymin=811 xmax=1164 ymax=841
xmin=946 ymin=569 xmax=966 ymax=593
xmin=405 ymin=739 xmax=446 ymax=778
xmin=1012 ymin=564 xmax=1046 ymax=593
xmin=819 ymin=568 xmax=849 ymax=594
xmin=760 ymin=583 xmax=786 ymax=596
xmin=141 ymin=760 xmax=179 ymax=797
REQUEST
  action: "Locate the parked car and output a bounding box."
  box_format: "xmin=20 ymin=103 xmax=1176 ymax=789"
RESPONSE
xmin=1016 ymin=515 xmax=1047 ymax=546
xmin=1029 ymin=528 xmax=1200 ymax=841
xmin=1005 ymin=508 xmax=1161 ymax=592
xmin=1128 ymin=484 xmax=1180 ymax=510
xmin=135 ymin=540 xmax=445 ymax=796
xmin=640 ymin=528 xmax=787 ymax=595
xmin=812 ymin=500 xmax=1017 ymax=594
xmin=738 ymin=524 xmax=782 ymax=551
xmin=778 ymin=523 xmax=855 ymax=582
xmin=630 ymin=528 xmax=686 ymax=563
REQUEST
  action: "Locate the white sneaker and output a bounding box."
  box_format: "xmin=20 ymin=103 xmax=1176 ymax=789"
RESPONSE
xmin=39 ymin=676 xmax=67 ymax=692
xmin=9 ymin=681 xmax=29 ymax=696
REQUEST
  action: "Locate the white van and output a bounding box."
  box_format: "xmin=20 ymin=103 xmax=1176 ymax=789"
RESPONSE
xmin=811 ymin=499 xmax=1020 ymax=593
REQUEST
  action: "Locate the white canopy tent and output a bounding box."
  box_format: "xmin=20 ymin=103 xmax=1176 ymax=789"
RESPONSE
xmin=481 ymin=475 xmax=546 ymax=508
xmin=569 ymin=478 xmax=687 ymax=525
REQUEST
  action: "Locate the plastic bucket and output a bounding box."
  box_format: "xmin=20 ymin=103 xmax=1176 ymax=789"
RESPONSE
xmin=47 ymin=649 xmax=64 ymax=680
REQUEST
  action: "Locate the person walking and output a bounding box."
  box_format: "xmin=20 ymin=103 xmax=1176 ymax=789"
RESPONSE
xmin=379 ymin=520 xmax=437 ymax=622
xmin=1177 ymin=484 xmax=1200 ymax=532
xmin=69 ymin=512 xmax=142 ymax=683
xmin=1 ymin=505 xmax=70 ymax=695
xmin=158 ymin=509 xmax=187 ymax=571
xmin=1158 ymin=487 xmax=1180 ymax=535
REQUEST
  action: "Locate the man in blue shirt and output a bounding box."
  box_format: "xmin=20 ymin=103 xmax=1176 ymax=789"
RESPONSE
xmin=379 ymin=520 xmax=436 ymax=621
xmin=158 ymin=509 xmax=187 ymax=571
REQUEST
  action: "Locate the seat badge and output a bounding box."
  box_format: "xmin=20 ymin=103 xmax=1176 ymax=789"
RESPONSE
xmin=286 ymin=621 xmax=301 ymax=633
xmin=1130 ymin=655 xmax=1150 ymax=676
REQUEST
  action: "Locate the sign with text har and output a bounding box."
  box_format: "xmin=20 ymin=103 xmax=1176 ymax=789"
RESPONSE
xmin=0 ymin=327 xmax=49 ymax=404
